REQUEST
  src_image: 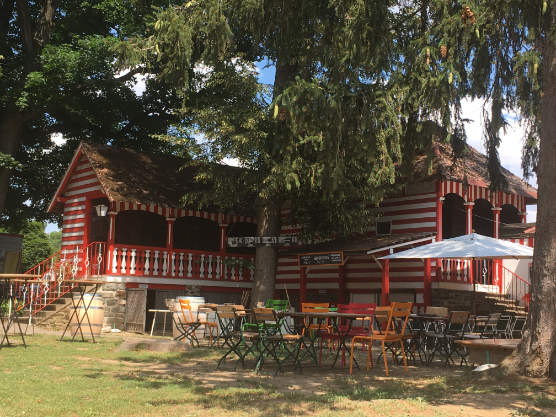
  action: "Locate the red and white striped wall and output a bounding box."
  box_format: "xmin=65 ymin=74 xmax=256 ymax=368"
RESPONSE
xmin=111 ymin=202 xmax=255 ymax=225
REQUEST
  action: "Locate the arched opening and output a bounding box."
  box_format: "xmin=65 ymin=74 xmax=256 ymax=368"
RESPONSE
xmin=500 ymin=204 xmax=521 ymax=225
xmin=442 ymin=193 xmax=466 ymax=238
xmin=227 ymin=222 xmax=257 ymax=254
xmin=472 ymin=199 xmax=494 ymax=237
xmin=115 ymin=211 xmax=167 ymax=247
xmin=173 ymin=216 xmax=220 ymax=251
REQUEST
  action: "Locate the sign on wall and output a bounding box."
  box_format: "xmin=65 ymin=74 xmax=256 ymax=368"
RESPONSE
xmin=227 ymin=236 xmax=297 ymax=247
xmin=298 ymin=251 xmax=344 ymax=267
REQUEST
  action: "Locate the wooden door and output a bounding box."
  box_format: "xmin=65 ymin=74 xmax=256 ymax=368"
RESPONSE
xmin=125 ymin=288 xmax=147 ymax=333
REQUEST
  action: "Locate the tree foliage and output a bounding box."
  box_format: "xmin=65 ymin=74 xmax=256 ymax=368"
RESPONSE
xmin=0 ymin=0 xmax=184 ymax=230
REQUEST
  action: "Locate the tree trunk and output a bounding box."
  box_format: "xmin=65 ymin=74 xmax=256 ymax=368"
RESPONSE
xmin=250 ymin=197 xmax=281 ymax=307
xmin=511 ymin=4 xmax=556 ymax=378
xmin=0 ymin=110 xmax=25 ymax=213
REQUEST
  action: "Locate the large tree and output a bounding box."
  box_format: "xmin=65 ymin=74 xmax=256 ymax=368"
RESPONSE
xmin=119 ymin=0 xmax=453 ymax=306
xmin=0 ymin=0 xmax=182 ymax=229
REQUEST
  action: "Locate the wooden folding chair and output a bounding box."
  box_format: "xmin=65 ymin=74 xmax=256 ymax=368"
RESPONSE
xmin=350 ymin=302 xmax=413 ymax=376
xmin=174 ymin=299 xmax=202 ymax=347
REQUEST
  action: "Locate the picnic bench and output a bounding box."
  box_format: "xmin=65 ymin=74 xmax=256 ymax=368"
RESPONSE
xmin=455 ymin=338 xmax=520 ymax=365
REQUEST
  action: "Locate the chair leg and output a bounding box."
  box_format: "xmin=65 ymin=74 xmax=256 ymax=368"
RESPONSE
xmin=349 ymin=338 xmax=357 ymax=375
xmin=399 ymin=340 xmax=408 ymax=372
xmin=382 ymin=341 xmax=389 ymax=376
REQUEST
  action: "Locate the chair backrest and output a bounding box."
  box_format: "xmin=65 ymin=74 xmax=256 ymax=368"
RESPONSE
xmin=179 ymin=299 xmax=195 ymax=323
xmin=447 ymin=311 xmax=469 ymax=335
xmin=337 ymin=303 xmax=376 ymax=315
xmin=254 ymin=307 xmax=277 ymax=322
xmin=265 ymin=299 xmax=289 ymax=311
xmin=216 ymin=304 xmax=236 ymax=319
xmin=377 ymin=302 xmax=412 ymax=337
xmin=301 ymin=302 xmax=329 ymax=312
xmin=425 ymin=306 xmax=449 ymax=318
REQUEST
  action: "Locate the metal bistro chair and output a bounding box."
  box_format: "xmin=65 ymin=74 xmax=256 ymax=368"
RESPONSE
xmin=425 ymin=311 xmax=470 ymax=366
xmin=253 ymin=307 xmax=303 ymax=374
xmin=350 ymin=302 xmax=413 ymax=376
xmin=174 ymin=299 xmax=202 ymax=347
xmin=512 ymin=315 xmax=527 ymax=338
xmin=216 ymin=305 xmax=259 ymax=369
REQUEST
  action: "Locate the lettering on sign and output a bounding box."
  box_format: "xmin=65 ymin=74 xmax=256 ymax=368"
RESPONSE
xmin=298 ymin=252 xmax=344 ymax=267
xmin=227 ymin=236 xmax=297 ymax=247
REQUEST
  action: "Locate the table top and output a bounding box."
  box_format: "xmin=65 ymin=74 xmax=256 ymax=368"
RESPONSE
xmin=287 ymin=311 xmax=373 ymax=319
xmin=0 ymin=274 xmax=42 ymax=280
xmin=456 ymin=339 xmax=521 ymax=350
xmin=410 ymin=314 xmax=448 ymax=320
xmin=148 ymin=309 xmax=172 ymax=313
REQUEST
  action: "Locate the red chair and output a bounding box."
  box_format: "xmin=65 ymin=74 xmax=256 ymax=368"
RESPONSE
xmin=319 ymin=302 xmax=376 ymax=367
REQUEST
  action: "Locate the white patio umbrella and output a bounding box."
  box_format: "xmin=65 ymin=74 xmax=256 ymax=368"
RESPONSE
xmin=379 ymin=233 xmax=533 ymax=260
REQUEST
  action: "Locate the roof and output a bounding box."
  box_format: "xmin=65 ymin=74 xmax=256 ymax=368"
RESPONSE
xmin=381 ymin=233 xmax=533 ymax=260
xmin=49 ymin=142 xmax=253 ymax=214
xmin=500 ymin=223 xmax=536 ymax=239
xmin=283 ymin=232 xmax=436 ymax=256
xmin=412 ymin=142 xmax=537 ymax=203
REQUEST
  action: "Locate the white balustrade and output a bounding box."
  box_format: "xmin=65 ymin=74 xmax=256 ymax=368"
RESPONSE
xmin=208 ymin=255 xmax=213 ymax=279
xmin=112 ymin=248 xmax=118 ymax=274
xmin=216 ymin=256 xmax=221 ymax=279
xmin=153 ymin=251 xmax=159 ymax=275
xmin=178 ymin=253 xmax=184 ymax=277
xmin=162 ymin=251 xmax=168 ymax=276
xmin=121 ymin=248 xmax=127 ymax=274
xmin=200 ymin=254 xmax=205 ymax=278
xmin=130 ymin=249 xmax=136 ymax=275
xmin=144 ymin=250 xmax=151 ymax=275
xmin=171 ymin=252 xmax=176 ymax=277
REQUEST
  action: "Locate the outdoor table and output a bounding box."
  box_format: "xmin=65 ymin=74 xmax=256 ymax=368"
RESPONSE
xmin=0 ymin=274 xmax=41 ymax=348
xmin=286 ymin=311 xmax=372 ymax=369
xmin=59 ymin=279 xmax=106 ymax=343
xmin=148 ymin=309 xmax=172 ymax=336
xmin=455 ymin=338 xmax=520 ymax=365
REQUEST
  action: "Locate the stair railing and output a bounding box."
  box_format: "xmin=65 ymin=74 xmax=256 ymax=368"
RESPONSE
xmin=501 ymin=265 xmax=531 ymax=311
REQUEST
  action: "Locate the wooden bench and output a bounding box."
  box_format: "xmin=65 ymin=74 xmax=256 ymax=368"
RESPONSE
xmin=455 ymin=339 xmax=520 ymax=364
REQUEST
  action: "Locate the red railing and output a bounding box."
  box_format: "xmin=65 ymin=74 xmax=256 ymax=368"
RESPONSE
xmin=108 ymin=244 xmax=255 ymax=281
xmin=439 ymin=259 xmax=496 ymax=286
xmin=501 ymin=265 xmax=531 ymax=310
xmin=13 ymin=245 xmax=85 ymax=315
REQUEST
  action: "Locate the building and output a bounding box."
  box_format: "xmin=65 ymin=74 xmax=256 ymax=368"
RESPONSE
xmin=29 ymin=140 xmax=537 ymax=330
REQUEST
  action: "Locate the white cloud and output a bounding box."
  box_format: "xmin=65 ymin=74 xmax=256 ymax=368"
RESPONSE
xmin=460 ymin=97 xmax=537 ymax=222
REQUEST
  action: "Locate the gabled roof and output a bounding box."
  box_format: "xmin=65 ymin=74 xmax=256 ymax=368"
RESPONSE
xmin=412 ymin=142 xmax=537 ymax=203
xmin=48 ymin=142 xmax=252 ymax=214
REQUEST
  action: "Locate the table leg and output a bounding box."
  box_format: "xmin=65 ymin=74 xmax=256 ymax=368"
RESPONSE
xmin=150 ymin=311 xmax=157 ymax=336
xmin=79 ymin=285 xmax=98 ymax=343
xmin=162 ymin=312 xmax=167 ymax=337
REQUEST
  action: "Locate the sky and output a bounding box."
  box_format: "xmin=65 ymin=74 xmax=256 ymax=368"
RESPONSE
xmin=45 ymin=62 xmax=537 ymax=233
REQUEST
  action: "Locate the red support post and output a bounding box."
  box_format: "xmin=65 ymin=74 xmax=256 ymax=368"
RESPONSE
xmin=424 ymin=258 xmax=431 ymax=307
xmin=166 ymin=218 xmax=175 ymax=250
xmin=436 ymin=181 xmax=443 ymax=241
xmin=299 ymin=266 xmax=307 ymax=305
xmin=105 ymin=211 xmax=117 ymax=274
xmin=219 ymin=224 xmax=228 ymax=253
xmin=520 ymin=212 xmax=527 ymax=223
xmin=381 ymin=259 xmax=390 ymax=306
xmin=81 ymin=199 xmax=91 ymax=275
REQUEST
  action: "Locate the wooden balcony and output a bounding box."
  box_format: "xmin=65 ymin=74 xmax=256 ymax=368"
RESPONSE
xmin=91 ymin=243 xmax=255 ymax=282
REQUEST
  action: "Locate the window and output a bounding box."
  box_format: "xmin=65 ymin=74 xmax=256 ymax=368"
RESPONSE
xmin=376 ymin=220 xmax=392 ymax=236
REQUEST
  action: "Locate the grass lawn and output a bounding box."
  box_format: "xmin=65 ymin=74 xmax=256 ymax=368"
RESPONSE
xmin=0 ymin=334 xmax=555 ymax=417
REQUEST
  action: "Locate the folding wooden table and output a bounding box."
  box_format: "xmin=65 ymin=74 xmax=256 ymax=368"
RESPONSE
xmin=0 ymin=274 xmax=41 ymax=348
xmin=59 ymin=279 xmax=106 ymax=343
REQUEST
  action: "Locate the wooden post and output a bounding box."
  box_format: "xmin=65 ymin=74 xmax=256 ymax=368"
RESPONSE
xmin=219 ymin=224 xmax=228 ymax=253
xmin=299 ymin=266 xmax=307 ymax=306
xmin=464 ymin=202 xmax=475 ymax=234
xmin=381 ymin=259 xmax=390 ymax=306
xmin=166 ymin=217 xmax=175 ymax=250
xmin=436 ymin=181 xmax=443 ymax=241
xmin=105 ymin=211 xmax=117 ymax=274
xmin=337 ymin=265 xmax=345 ymax=305
xmin=424 ymin=258 xmax=431 ymax=307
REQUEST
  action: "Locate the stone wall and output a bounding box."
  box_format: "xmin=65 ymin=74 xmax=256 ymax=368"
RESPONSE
xmin=98 ymin=282 xmax=126 ymax=330
xmin=431 ymin=288 xmax=525 ymax=315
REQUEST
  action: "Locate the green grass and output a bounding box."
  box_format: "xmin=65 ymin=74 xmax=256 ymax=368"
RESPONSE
xmin=0 ymin=334 xmax=554 ymax=417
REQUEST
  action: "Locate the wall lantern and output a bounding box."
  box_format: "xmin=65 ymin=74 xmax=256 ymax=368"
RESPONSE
xmin=95 ymin=204 xmax=108 ymax=217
